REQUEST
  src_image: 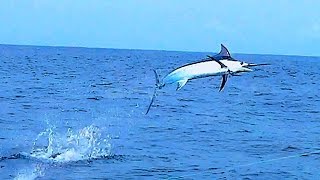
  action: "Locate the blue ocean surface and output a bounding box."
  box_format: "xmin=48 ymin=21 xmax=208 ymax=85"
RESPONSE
xmin=0 ymin=44 xmax=319 ymax=179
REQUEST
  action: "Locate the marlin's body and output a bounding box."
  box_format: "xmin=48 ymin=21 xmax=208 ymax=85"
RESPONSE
xmin=146 ymin=44 xmax=269 ymax=114
xmin=161 ymin=60 xmax=250 ymax=90
xmin=163 ymin=60 xmax=227 ymax=85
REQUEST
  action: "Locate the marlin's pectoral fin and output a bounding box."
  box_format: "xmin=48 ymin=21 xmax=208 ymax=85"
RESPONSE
xmin=176 ymin=79 xmax=188 ymax=91
xmin=219 ymin=74 xmax=228 ymax=92
xmin=207 ymin=55 xmax=216 ymax=60
xmin=216 ymin=60 xmax=227 ymax=69
xmin=207 ymin=55 xmax=227 ymax=68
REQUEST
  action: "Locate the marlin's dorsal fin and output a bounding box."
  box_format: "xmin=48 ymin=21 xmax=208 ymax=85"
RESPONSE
xmin=218 ymin=44 xmax=231 ymax=57
xmin=177 ymin=79 xmax=188 ymax=91
xmin=207 ymin=55 xmax=227 ymax=68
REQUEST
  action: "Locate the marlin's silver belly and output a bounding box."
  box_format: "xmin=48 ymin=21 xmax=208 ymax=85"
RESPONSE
xmin=162 ymin=61 xmax=226 ymax=85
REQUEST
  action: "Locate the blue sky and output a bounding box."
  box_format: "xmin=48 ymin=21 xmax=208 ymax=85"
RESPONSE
xmin=1 ymin=0 xmax=320 ymax=56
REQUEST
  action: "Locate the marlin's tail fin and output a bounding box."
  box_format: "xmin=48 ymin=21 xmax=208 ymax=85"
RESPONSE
xmin=154 ymin=69 xmax=160 ymax=88
xmin=146 ymin=70 xmax=160 ymax=114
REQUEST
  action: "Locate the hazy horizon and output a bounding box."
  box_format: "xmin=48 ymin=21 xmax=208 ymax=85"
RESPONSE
xmin=2 ymin=1 xmax=320 ymax=56
xmin=2 ymin=43 xmax=319 ymax=58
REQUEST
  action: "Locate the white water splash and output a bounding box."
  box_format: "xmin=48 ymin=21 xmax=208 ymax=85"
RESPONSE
xmin=14 ymin=164 xmax=45 ymax=180
xmin=30 ymin=125 xmax=111 ymax=163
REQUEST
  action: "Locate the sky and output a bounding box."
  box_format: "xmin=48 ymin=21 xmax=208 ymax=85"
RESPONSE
xmin=0 ymin=0 xmax=320 ymax=56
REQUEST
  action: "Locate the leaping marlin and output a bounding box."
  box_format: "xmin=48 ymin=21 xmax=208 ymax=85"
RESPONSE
xmin=146 ymin=44 xmax=269 ymax=114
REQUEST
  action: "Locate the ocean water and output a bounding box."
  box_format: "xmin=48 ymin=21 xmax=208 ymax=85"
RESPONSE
xmin=0 ymin=44 xmax=319 ymax=179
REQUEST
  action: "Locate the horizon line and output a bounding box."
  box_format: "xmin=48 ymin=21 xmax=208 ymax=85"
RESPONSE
xmin=0 ymin=43 xmax=319 ymax=58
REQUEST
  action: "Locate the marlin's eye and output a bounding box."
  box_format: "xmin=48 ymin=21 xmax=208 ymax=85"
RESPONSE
xmin=240 ymin=62 xmax=244 ymax=65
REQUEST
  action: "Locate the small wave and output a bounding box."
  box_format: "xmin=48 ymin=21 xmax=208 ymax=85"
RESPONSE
xmin=281 ymin=145 xmax=300 ymax=152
